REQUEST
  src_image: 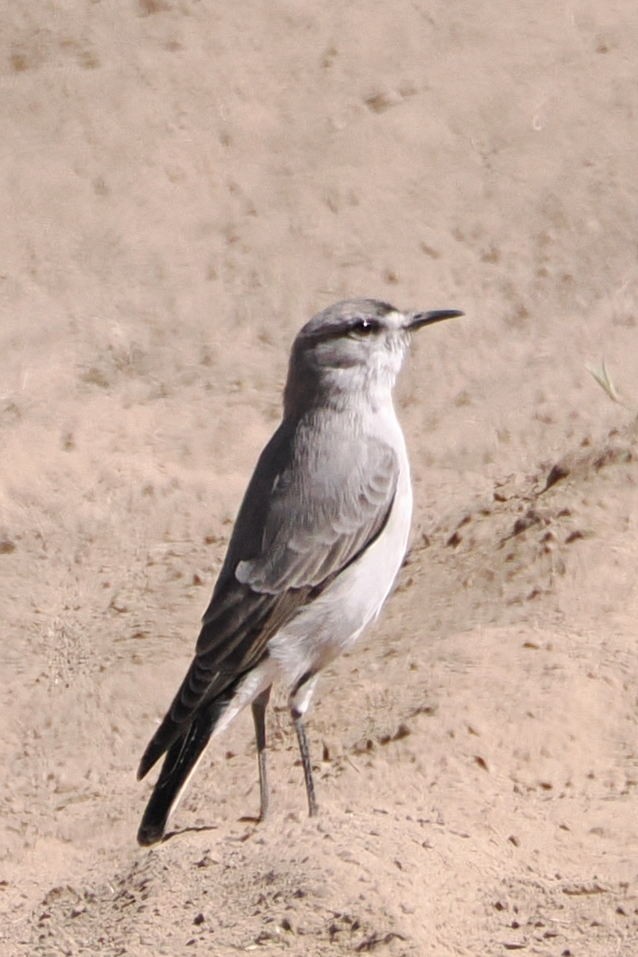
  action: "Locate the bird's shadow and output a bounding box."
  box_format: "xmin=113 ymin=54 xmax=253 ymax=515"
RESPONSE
xmin=159 ymin=823 xmax=219 ymax=844
xmin=158 ymin=816 xmax=263 ymax=845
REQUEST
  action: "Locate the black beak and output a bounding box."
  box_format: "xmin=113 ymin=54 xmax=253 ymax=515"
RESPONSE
xmin=406 ymin=309 xmax=464 ymax=331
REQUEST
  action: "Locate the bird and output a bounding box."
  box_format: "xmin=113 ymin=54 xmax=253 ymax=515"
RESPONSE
xmin=136 ymin=298 xmax=463 ymax=845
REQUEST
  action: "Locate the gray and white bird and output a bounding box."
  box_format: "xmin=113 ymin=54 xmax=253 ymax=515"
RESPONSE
xmin=137 ymin=298 xmax=463 ymax=845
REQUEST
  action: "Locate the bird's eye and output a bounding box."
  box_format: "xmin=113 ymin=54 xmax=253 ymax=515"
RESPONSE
xmin=347 ymin=318 xmax=379 ymax=340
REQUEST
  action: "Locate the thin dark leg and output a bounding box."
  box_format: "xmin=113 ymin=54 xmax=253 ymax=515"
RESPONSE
xmin=251 ymin=686 xmax=271 ymax=821
xmin=293 ymin=714 xmax=318 ymax=817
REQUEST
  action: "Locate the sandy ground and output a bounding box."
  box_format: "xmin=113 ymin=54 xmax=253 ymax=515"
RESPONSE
xmin=1 ymin=2 xmax=638 ymax=954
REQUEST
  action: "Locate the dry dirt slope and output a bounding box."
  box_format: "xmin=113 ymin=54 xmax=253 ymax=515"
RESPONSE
xmin=3 ymin=420 xmax=637 ymax=956
xmin=2 ymin=0 xmax=638 ymax=954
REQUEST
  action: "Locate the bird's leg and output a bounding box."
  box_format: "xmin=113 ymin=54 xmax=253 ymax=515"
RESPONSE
xmin=251 ymin=686 xmax=272 ymax=822
xmin=289 ymin=672 xmax=320 ymax=816
xmin=293 ymin=712 xmax=318 ymax=816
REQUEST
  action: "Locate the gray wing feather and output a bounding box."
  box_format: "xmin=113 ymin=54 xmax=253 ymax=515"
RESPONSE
xmin=200 ymin=418 xmax=398 ymax=649
xmin=235 ymin=439 xmax=397 ymax=591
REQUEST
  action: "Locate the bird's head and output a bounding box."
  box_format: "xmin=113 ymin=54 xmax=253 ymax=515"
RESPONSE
xmin=284 ymin=299 xmax=463 ymax=414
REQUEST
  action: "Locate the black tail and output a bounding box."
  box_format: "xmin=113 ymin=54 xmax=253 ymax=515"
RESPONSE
xmin=137 ymin=658 xmax=226 ymax=783
xmin=137 ymin=691 xmax=235 ymax=846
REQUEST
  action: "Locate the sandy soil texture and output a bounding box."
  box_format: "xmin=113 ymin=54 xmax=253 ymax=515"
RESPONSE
xmin=1 ymin=2 xmax=637 ymax=955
